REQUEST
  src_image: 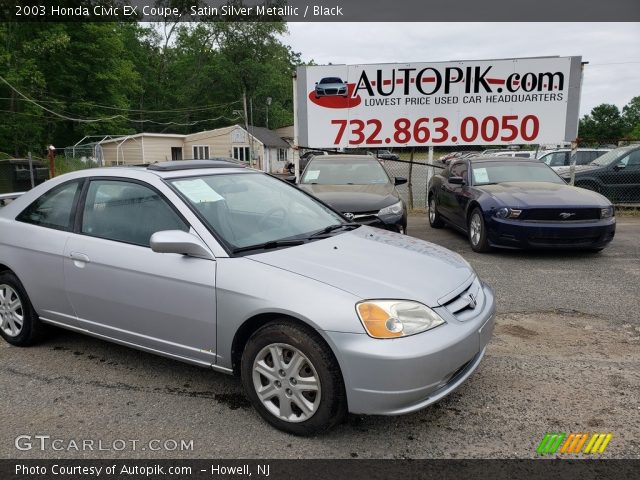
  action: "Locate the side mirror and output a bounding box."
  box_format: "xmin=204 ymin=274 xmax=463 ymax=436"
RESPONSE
xmin=448 ymin=176 xmax=465 ymax=185
xmin=315 ymin=82 xmax=318 ymax=85
xmin=285 ymin=175 xmax=297 ymax=184
xmin=614 ymin=163 xmax=626 ymax=171
xmin=394 ymin=176 xmax=408 ymax=186
xmin=150 ymin=230 xmax=214 ymax=260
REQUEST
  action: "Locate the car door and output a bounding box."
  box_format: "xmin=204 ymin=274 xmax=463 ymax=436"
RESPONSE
xmin=11 ymin=179 xmax=84 ymax=327
xmin=63 ymin=178 xmax=218 ymax=365
xmin=599 ymin=149 xmax=640 ymax=202
xmin=448 ymin=160 xmax=472 ymax=228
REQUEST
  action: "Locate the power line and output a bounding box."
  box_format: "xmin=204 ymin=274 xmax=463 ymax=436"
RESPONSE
xmin=0 ymin=96 xmax=242 ymax=114
xmin=0 ymin=75 xmax=241 ymax=126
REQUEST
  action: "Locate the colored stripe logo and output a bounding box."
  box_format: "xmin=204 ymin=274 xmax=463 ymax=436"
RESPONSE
xmin=536 ymin=433 xmax=612 ymax=455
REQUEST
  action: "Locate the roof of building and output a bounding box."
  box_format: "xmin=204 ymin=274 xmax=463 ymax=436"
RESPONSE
xmin=247 ymin=126 xmax=290 ymax=148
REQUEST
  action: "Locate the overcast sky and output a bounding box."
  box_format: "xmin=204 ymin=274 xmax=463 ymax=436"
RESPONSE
xmin=282 ymin=23 xmax=640 ymax=116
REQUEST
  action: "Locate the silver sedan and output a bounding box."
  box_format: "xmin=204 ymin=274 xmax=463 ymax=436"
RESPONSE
xmin=0 ymin=160 xmax=495 ymax=435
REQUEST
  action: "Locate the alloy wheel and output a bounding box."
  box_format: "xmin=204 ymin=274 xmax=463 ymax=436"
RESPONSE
xmin=429 ymin=198 xmax=436 ymax=223
xmin=252 ymin=343 xmax=321 ymax=423
xmin=0 ymin=284 xmax=23 ymax=337
xmin=470 ymin=214 xmax=482 ymax=246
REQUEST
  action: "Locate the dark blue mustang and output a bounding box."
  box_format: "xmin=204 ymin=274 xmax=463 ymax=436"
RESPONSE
xmin=428 ymin=157 xmax=616 ymax=252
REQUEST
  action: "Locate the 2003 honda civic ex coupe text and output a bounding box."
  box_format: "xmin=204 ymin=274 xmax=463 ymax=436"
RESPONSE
xmin=0 ymin=160 xmax=495 ymax=435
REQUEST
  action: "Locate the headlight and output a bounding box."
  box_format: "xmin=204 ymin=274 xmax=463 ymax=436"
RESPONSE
xmin=356 ymin=300 xmax=445 ymax=339
xmin=600 ymin=206 xmax=614 ymax=218
xmin=378 ymin=201 xmax=403 ymax=216
xmin=495 ymin=207 xmax=521 ymax=219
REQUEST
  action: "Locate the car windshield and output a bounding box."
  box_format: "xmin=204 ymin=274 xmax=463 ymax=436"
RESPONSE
xmin=471 ymin=162 xmax=565 ymax=185
xmin=590 ymin=147 xmax=635 ymax=166
xmin=301 ymin=158 xmax=390 ymax=185
xmin=169 ymin=173 xmax=345 ymax=250
xmin=320 ymin=77 xmax=343 ymax=84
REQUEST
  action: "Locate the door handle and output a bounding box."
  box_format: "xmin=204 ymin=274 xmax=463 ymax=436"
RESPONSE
xmin=69 ymin=252 xmax=90 ymax=263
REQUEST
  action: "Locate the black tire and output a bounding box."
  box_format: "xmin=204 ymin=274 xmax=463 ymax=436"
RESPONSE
xmin=428 ymin=194 xmax=444 ymax=228
xmin=468 ymin=207 xmax=491 ymax=253
xmin=0 ymin=271 xmax=45 ymax=346
xmin=240 ymin=321 xmax=347 ymax=435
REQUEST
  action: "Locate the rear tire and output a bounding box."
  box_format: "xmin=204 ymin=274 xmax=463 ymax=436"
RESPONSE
xmin=240 ymin=321 xmax=347 ymax=435
xmin=428 ymin=195 xmax=444 ymax=228
xmin=0 ymin=272 xmax=45 ymax=346
xmin=468 ymin=208 xmax=491 ymax=253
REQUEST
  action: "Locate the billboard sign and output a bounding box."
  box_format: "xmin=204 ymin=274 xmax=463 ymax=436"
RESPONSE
xmin=295 ymin=56 xmax=582 ymax=148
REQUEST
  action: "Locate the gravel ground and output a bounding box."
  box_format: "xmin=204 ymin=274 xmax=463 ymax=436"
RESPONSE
xmin=1 ymin=216 xmax=638 ymax=459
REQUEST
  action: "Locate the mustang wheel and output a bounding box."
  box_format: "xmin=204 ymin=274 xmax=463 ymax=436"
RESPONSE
xmin=241 ymin=321 xmax=346 ymax=435
xmin=0 ymin=272 xmax=45 ymax=346
xmin=468 ymin=208 xmax=491 ymax=252
xmin=428 ymin=195 xmax=444 ymax=228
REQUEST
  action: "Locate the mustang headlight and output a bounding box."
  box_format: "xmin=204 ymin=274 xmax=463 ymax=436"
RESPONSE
xmin=378 ymin=201 xmax=404 ymax=216
xmin=495 ymin=207 xmax=521 ymax=219
xmin=600 ymin=206 xmax=614 ymax=218
xmin=356 ymin=300 xmax=445 ymax=339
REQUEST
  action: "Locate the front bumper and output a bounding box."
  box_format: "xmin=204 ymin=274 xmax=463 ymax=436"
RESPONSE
xmin=325 ymin=283 xmax=495 ymax=415
xmin=485 ymin=216 xmax=616 ymax=249
xmin=346 ymin=211 xmax=407 ymax=233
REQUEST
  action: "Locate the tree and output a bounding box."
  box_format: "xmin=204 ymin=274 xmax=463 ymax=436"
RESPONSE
xmin=578 ymin=104 xmax=625 ymax=142
xmin=622 ymin=96 xmax=640 ymax=136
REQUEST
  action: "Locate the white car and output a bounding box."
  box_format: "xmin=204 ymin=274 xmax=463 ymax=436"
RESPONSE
xmin=538 ymin=149 xmax=611 ymax=171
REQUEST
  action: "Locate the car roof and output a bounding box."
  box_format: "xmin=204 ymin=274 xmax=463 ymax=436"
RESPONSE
xmin=307 ymin=155 xmax=377 ymax=162
xmin=467 ymin=156 xmax=541 ymax=164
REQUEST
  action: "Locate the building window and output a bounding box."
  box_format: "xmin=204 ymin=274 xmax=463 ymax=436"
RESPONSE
xmin=233 ymin=146 xmax=251 ymax=162
xmin=171 ymin=147 xmax=183 ymax=160
xmin=193 ymin=145 xmax=209 ymax=160
xmin=278 ymin=148 xmax=288 ymax=162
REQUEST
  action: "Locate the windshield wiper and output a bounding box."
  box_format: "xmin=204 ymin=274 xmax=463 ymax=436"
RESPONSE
xmin=232 ymin=239 xmax=305 ymax=254
xmin=308 ymin=223 xmax=361 ymax=238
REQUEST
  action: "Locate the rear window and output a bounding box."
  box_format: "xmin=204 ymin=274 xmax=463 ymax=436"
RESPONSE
xmin=16 ymin=180 xmax=82 ymax=231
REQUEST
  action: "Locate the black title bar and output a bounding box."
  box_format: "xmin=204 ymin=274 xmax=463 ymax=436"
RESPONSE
xmin=3 ymin=0 xmax=640 ymax=22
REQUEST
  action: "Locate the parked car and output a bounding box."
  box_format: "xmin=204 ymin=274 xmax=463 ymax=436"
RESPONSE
xmin=0 ymin=159 xmax=495 ymax=435
xmin=287 ymin=150 xmax=328 ymax=174
xmin=297 ymin=155 xmax=408 ymax=233
xmin=428 ymin=157 xmax=616 ymax=252
xmin=491 ymin=151 xmax=537 ymax=159
xmin=559 ymin=145 xmax=640 ymax=203
xmin=314 ymin=77 xmax=348 ymax=98
xmin=368 ymin=149 xmax=400 ymax=161
xmin=538 ymin=148 xmax=610 ymax=171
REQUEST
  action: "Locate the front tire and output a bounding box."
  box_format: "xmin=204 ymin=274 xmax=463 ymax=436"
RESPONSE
xmin=428 ymin=194 xmax=444 ymax=228
xmin=240 ymin=321 xmax=347 ymax=435
xmin=468 ymin=208 xmax=491 ymax=252
xmin=0 ymin=272 xmax=45 ymax=346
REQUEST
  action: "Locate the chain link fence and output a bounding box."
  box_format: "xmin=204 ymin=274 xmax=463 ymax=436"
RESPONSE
xmin=376 ymin=140 xmax=640 ymax=209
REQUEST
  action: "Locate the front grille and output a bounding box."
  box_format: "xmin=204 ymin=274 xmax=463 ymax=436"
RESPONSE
xmin=440 ymin=277 xmax=483 ymax=321
xmin=324 ymin=88 xmax=338 ymax=95
xmin=520 ymin=208 xmax=600 ymax=222
xmin=528 ymin=234 xmax=601 ymax=246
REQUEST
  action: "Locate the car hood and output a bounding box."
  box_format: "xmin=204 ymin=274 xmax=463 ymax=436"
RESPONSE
xmin=298 ymin=183 xmax=399 ymax=213
xmin=248 ymin=226 xmax=473 ymax=307
xmin=478 ymin=182 xmax=610 ymax=207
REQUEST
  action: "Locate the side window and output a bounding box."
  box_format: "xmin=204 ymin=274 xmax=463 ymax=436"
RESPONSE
xmin=81 ymin=180 xmax=189 ymax=247
xmin=576 ymin=151 xmax=594 ymax=165
xmin=450 ymin=161 xmax=468 ymax=181
xmin=547 ymin=152 xmax=568 ymax=166
xmin=621 ymin=150 xmax=640 ymax=169
xmin=16 ymin=180 xmax=81 ymax=231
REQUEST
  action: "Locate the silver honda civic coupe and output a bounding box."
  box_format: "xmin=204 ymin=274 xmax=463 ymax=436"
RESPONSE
xmin=0 ymin=160 xmax=495 ymax=435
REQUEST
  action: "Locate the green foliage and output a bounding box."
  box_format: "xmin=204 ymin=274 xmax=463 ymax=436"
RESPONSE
xmin=579 ymin=97 xmax=640 ymax=142
xmin=0 ymin=20 xmax=301 ymax=156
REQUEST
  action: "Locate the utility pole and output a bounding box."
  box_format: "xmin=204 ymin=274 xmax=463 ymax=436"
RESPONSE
xmin=266 ymin=97 xmax=272 ymax=129
xmin=47 ymin=145 xmax=56 ymax=178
